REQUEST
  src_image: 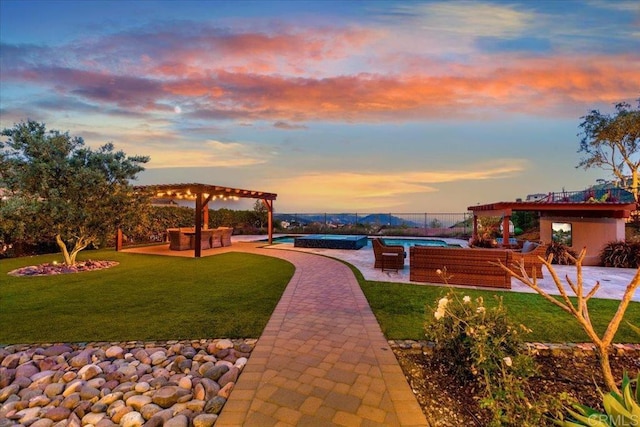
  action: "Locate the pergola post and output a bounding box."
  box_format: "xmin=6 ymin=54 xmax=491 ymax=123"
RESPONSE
xmin=262 ymin=199 xmax=274 ymax=244
xmin=202 ymin=193 xmax=213 ymax=229
xmin=501 ymin=214 xmax=511 ymax=247
xmin=194 ymin=191 xmax=203 ymax=258
xmin=115 ymin=228 xmax=123 ymax=251
xmin=472 ymin=214 xmax=478 ymax=240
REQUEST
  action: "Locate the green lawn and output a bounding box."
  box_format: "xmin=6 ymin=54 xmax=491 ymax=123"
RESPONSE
xmin=359 ymin=280 xmax=640 ymax=343
xmin=0 ymin=249 xmax=295 ymax=344
xmin=1 ymin=249 xmax=638 ymax=345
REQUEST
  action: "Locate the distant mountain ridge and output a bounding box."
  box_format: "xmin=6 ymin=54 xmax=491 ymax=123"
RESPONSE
xmin=275 ymin=213 xmax=420 ymax=227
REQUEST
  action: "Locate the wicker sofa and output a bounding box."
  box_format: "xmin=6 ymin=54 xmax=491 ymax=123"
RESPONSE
xmin=410 ymin=246 xmax=512 ymax=289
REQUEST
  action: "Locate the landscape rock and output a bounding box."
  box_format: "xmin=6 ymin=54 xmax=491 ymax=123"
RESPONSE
xmin=120 ymin=410 xmax=145 ymax=427
xmin=203 ymin=365 xmax=228 ymax=381
xmin=193 ymin=413 xmax=218 ymax=427
xmin=203 ymin=396 xmax=226 ymax=415
xmin=152 ymin=386 xmax=189 ymax=408
xmin=30 ymin=418 xmax=55 ymax=427
xmin=43 ymin=407 xmax=71 ymax=422
xmin=15 ymin=362 xmax=39 ymax=379
xmin=105 ymin=346 xmax=124 ymax=359
xmin=164 ymin=414 xmax=189 ymax=427
xmin=78 ymin=364 xmax=102 ymax=380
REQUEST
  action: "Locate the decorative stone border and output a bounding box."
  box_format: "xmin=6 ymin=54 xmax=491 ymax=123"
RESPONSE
xmin=0 ymin=339 xmax=255 ymax=426
xmin=388 ymin=340 xmax=640 ymax=357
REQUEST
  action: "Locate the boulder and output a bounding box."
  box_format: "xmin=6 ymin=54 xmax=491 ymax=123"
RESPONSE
xmin=120 ymin=411 xmax=145 ymax=427
xmin=192 ymin=414 xmax=218 ymax=427
xmin=15 ymin=362 xmax=39 ymax=379
xmin=203 ymin=396 xmax=226 ymax=415
xmin=43 ymin=406 xmax=71 ymax=422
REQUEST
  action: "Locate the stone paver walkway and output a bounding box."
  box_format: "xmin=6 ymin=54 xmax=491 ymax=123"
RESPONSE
xmin=212 ymin=247 xmax=427 ymax=426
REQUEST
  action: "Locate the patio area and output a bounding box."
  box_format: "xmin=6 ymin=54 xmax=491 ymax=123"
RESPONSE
xmin=124 ymin=235 xmax=639 ymax=302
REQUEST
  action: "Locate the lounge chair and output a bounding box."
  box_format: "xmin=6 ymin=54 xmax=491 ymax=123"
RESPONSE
xmin=372 ymin=238 xmax=405 ymax=270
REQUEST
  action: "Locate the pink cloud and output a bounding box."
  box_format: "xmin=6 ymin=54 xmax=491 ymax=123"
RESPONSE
xmin=160 ymin=54 xmax=639 ymax=121
xmin=4 ymin=23 xmax=637 ymax=122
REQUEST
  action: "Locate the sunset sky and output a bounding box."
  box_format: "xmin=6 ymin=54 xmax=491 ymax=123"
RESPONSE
xmin=1 ymin=0 xmax=638 ymax=213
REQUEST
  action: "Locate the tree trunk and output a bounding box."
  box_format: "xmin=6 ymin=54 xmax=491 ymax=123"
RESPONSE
xmin=55 ymin=234 xmax=73 ymax=266
xmin=55 ymin=234 xmax=91 ymax=266
xmin=597 ymin=346 xmax=618 ymax=394
xmin=68 ymin=236 xmax=90 ymax=265
xmin=631 ymin=169 xmax=638 ymax=202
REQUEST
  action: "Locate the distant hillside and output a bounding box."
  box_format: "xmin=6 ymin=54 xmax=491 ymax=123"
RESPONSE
xmin=274 ymin=213 xmax=419 ymax=227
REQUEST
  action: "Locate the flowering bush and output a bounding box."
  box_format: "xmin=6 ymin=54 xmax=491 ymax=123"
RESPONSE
xmin=426 ymin=291 xmax=530 ymax=380
xmin=425 ymin=288 xmax=557 ymax=426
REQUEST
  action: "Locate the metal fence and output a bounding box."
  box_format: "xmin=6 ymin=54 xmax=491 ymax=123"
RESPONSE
xmin=525 ymin=188 xmax=635 ymax=203
xmin=274 ymin=212 xmax=473 ymax=238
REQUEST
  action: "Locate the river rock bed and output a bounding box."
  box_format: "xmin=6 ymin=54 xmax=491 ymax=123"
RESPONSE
xmin=7 ymin=261 xmax=119 ymax=277
xmin=0 ymin=339 xmax=255 ymax=426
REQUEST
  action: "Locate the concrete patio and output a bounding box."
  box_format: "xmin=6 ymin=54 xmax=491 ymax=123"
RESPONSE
xmin=257 ymin=235 xmax=639 ymax=302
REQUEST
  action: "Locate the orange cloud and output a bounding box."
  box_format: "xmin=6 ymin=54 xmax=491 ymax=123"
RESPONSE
xmin=271 ymin=160 xmax=527 ymax=211
xmin=158 ymin=53 xmax=637 ymax=121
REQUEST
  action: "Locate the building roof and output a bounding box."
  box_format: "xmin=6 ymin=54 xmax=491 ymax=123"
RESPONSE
xmin=469 ymin=188 xmax=637 ymax=219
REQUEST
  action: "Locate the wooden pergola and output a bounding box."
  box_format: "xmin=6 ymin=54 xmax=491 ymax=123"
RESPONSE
xmin=117 ymin=183 xmax=277 ymax=257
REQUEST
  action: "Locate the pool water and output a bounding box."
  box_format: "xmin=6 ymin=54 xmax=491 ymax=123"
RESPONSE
xmin=264 ymin=235 xmax=459 ymax=249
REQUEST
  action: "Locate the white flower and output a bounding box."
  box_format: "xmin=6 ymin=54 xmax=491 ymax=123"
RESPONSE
xmin=463 ymin=296 xmax=471 ymax=304
xmin=437 ymin=297 xmax=449 ymax=308
xmin=436 ymin=269 xmax=442 ymax=276
xmin=503 ymin=356 xmax=512 ymax=367
xmin=476 ymin=306 xmax=485 ymax=314
xmin=434 ymin=310 xmax=444 ymax=320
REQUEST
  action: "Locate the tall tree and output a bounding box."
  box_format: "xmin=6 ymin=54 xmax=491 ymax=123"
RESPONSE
xmin=0 ymin=121 xmax=149 ymax=265
xmin=577 ymin=99 xmax=640 ymax=201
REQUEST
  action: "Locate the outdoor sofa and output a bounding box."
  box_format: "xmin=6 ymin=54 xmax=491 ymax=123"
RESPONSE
xmin=410 ymin=246 xmax=512 ymax=289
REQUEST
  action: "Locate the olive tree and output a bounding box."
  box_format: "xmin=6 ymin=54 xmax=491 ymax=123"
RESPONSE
xmin=577 ymin=99 xmax=640 ymax=201
xmin=0 ymin=121 xmax=149 ymax=265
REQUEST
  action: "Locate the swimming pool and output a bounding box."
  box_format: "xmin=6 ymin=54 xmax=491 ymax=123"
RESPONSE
xmin=264 ymin=235 xmax=461 ymax=249
xmin=294 ymin=234 xmax=369 ymax=250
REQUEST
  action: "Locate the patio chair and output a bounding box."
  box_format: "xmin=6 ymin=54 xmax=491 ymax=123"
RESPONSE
xmin=218 ymin=227 xmax=233 ymax=246
xmin=510 ymin=241 xmax=548 ymax=278
xmin=169 ymin=230 xmax=192 ymax=251
xmin=210 ymin=229 xmax=224 ymax=248
xmin=372 ymin=238 xmax=405 ymax=270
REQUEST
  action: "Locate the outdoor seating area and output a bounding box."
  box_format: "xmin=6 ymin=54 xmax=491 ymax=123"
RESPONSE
xmin=167 ymin=227 xmax=234 ymax=251
xmin=410 ymin=246 xmax=512 ymax=289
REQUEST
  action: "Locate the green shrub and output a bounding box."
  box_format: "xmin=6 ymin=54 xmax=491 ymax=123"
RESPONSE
xmin=600 ymin=241 xmax=640 ymax=268
xmin=554 ymin=371 xmax=640 ymax=426
xmin=425 ymin=289 xmax=555 ymax=426
xmin=547 ymin=242 xmax=577 ymax=265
